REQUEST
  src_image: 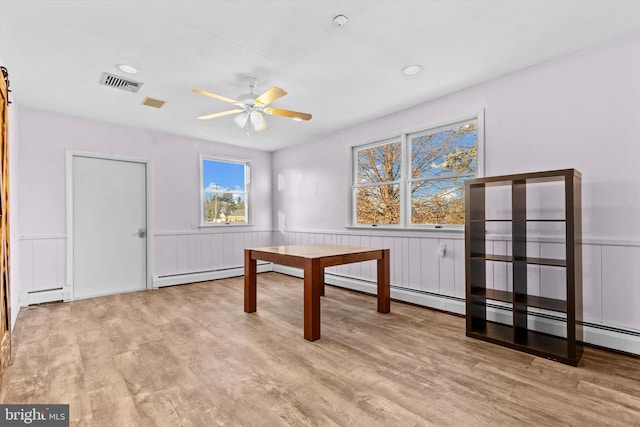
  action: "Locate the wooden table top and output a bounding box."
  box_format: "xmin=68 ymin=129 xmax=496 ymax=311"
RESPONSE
xmin=246 ymin=244 xmax=385 ymax=259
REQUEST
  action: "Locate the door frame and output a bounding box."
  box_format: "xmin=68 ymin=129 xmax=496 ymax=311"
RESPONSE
xmin=65 ymin=150 xmax=154 ymax=301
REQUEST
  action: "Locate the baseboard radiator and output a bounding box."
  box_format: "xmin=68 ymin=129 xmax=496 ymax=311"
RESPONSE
xmin=272 ymin=265 xmax=640 ymax=357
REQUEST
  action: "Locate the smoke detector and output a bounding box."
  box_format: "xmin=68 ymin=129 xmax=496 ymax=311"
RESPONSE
xmin=333 ymin=15 xmax=349 ymax=27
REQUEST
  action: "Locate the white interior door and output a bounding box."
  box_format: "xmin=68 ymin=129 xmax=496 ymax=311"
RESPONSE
xmin=72 ymin=156 xmax=147 ymax=299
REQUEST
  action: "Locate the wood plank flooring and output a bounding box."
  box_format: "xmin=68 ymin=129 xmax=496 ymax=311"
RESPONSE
xmin=1 ymin=272 xmax=639 ymax=426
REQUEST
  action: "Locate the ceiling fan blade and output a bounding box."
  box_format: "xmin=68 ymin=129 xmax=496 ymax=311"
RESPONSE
xmin=254 ymin=87 xmax=287 ymax=107
xmin=198 ymin=109 xmax=244 ymax=120
xmin=192 ymin=88 xmax=242 ymax=106
xmin=250 ymin=111 xmax=268 ymax=131
xmin=264 ymin=107 xmax=312 ymax=121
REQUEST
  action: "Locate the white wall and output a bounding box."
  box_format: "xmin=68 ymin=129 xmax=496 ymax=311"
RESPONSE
xmin=15 ymin=108 xmax=273 ymax=296
xmin=271 ymin=35 xmax=640 ymax=349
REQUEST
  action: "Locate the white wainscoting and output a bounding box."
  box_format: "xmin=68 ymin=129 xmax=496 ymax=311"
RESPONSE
xmin=18 ymin=235 xmax=66 ymax=306
xmin=153 ymin=229 xmax=273 ymax=285
xmin=274 ymin=229 xmax=640 ymax=355
xmin=16 ymin=229 xmax=640 ymax=354
xmin=18 ymin=230 xmax=273 ymax=305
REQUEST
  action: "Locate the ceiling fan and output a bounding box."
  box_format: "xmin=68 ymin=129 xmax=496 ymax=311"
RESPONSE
xmin=193 ymin=77 xmax=312 ymax=135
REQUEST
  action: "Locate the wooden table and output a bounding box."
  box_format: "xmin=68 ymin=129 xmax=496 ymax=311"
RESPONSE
xmin=244 ymin=244 xmax=390 ymax=341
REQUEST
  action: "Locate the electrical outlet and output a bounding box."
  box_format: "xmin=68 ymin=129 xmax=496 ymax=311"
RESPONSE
xmin=438 ymin=244 xmax=446 ymax=257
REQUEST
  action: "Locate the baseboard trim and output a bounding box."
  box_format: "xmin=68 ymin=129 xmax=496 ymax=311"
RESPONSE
xmin=153 ymin=263 xmax=272 ymax=287
xmin=272 ymin=265 xmax=640 ymax=356
xmin=20 ymin=288 xmax=64 ymax=307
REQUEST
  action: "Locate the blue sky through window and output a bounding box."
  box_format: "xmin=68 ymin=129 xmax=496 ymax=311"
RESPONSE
xmin=203 ymin=159 xmax=245 ymax=192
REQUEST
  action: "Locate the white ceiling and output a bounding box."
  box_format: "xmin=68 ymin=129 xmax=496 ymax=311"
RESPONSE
xmin=1 ymin=1 xmax=639 ymax=151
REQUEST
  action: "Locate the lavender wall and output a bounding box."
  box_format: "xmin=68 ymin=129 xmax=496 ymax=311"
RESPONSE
xmin=15 ymin=107 xmax=272 ymax=292
xmin=274 ymin=35 xmax=640 ymax=240
xmin=272 ymin=35 xmax=640 ymax=336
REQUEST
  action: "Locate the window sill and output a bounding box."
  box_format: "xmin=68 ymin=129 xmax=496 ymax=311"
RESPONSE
xmin=345 ymin=225 xmax=464 ymax=233
xmin=199 ymin=223 xmax=253 ymax=229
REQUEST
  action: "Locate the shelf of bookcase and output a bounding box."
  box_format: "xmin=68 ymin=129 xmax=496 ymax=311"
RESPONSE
xmin=470 ymin=254 xmax=566 ymax=267
xmin=466 ymin=321 xmax=577 ymax=366
xmin=515 ymin=294 xmax=567 ymax=313
xmin=470 ymin=288 xmax=512 ymax=303
xmin=470 ymin=289 xmax=567 ymax=313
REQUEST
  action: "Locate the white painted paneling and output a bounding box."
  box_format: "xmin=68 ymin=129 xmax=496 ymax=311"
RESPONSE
xmin=55 ymin=238 xmax=65 ymax=288
xmin=439 ymin=238 xmax=456 ymax=297
xmin=540 ymin=242 xmax=567 ymax=300
xmin=159 ymin=234 xmax=178 ymax=276
xmin=582 ymin=244 xmax=602 ymax=324
xmin=454 ymin=238 xmax=466 ymax=298
xmin=19 ymin=240 xmax=34 ymax=292
xmin=602 ymin=245 xmax=640 ymax=331
xmin=33 ymin=239 xmax=59 ymax=291
xmin=211 ymin=233 xmax=224 ymax=271
xmin=19 ymin=237 xmax=65 ymax=293
xmin=154 ymin=230 xmax=272 ymax=278
xmin=418 ymin=238 xmax=438 ymax=293
xmin=408 ymin=238 xmax=423 ymax=291
xmin=175 ymin=236 xmax=190 ymax=274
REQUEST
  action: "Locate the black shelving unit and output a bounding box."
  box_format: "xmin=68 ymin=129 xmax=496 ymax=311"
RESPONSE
xmin=465 ymin=169 xmax=583 ymax=366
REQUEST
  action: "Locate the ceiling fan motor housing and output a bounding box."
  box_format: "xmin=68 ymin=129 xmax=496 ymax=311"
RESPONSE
xmin=238 ymin=93 xmax=258 ymax=107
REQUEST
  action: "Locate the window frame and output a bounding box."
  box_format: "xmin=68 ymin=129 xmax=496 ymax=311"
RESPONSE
xmin=199 ymin=153 xmax=251 ymax=227
xmin=348 ymin=110 xmax=484 ymax=231
xmin=351 ymin=137 xmax=404 ymax=228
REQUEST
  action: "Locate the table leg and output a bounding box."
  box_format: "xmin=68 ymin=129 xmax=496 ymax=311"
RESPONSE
xmin=377 ymin=249 xmax=390 ymax=313
xmin=303 ymin=258 xmax=322 ymax=341
xmin=320 ymin=267 xmax=325 ymax=297
xmin=244 ymin=249 xmax=257 ymax=313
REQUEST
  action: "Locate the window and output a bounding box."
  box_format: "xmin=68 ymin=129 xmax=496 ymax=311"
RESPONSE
xmin=200 ymin=155 xmax=250 ymax=226
xmin=351 ymin=112 xmax=483 ymax=229
xmin=354 ymin=139 xmax=402 ymax=225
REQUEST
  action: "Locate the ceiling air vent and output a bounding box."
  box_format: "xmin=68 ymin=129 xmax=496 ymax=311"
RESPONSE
xmin=141 ymin=96 xmax=166 ymax=109
xmin=99 ymin=72 xmax=143 ymax=93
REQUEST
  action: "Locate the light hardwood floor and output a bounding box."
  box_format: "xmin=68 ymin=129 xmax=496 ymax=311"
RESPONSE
xmin=1 ymin=272 xmax=639 ymax=426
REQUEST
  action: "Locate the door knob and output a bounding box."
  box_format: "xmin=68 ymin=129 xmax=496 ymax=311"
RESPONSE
xmin=138 ymin=228 xmax=146 ymax=238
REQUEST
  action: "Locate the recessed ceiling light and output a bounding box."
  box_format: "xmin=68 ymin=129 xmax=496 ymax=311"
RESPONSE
xmin=402 ymin=65 xmax=423 ymax=76
xmin=116 ymin=64 xmax=138 ymax=74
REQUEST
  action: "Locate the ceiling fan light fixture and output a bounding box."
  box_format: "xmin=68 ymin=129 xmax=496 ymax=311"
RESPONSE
xmin=233 ymin=111 xmax=249 ymax=128
xmin=250 ymin=111 xmax=268 ymax=131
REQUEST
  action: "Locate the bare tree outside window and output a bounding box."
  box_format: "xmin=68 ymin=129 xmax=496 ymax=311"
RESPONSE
xmin=355 ymin=141 xmax=401 ymax=224
xmin=352 ymin=118 xmax=479 ymax=227
xmin=410 ymin=122 xmax=477 ymax=225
